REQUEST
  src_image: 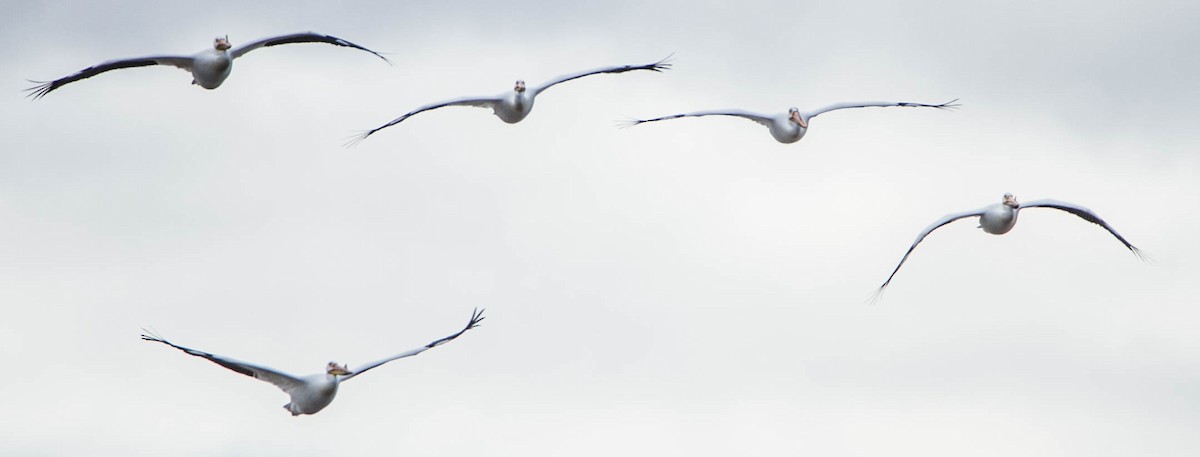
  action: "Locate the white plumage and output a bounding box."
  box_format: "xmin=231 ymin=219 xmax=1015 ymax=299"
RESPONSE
xmin=621 ymin=99 xmax=959 ymax=144
xmin=874 ymin=194 xmax=1146 ymax=301
xmin=347 ymin=56 xmax=671 ymax=146
xmin=141 ymin=308 xmax=484 ymax=416
xmin=27 ymin=32 xmax=389 ymax=98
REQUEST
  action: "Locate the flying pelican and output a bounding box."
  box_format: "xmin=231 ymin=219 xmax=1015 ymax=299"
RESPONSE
xmin=141 ymin=308 xmax=484 ymax=416
xmin=874 ymin=194 xmax=1145 ymax=300
xmin=346 ymin=56 xmax=672 ymax=146
xmin=620 ymin=99 xmax=959 ymax=144
xmin=26 ymin=32 xmax=390 ymax=98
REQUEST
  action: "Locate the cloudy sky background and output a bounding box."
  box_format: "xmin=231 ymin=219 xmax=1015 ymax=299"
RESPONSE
xmin=2 ymin=0 xmax=1198 ymax=455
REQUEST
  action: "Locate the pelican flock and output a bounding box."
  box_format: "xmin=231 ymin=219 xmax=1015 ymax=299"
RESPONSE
xmin=20 ymin=21 xmax=1155 ymax=434
xmin=346 ymin=56 xmax=672 ymax=146
xmin=874 ymin=194 xmax=1145 ymax=300
xmin=621 ymin=99 xmax=959 ymax=143
xmin=26 ymin=32 xmax=389 ymax=98
xmin=141 ymin=308 xmax=484 ymax=416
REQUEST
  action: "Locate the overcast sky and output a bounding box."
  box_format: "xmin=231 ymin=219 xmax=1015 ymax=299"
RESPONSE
xmin=2 ymin=1 xmax=1199 ymax=456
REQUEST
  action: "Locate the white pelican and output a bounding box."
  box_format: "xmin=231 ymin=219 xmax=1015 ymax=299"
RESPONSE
xmin=26 ymin=32 xmax=389 ymax=98
xmin=620 ymin=99 xmax=959 ymax=144
xmin=346 ymin=56 xmax=672 ymax=146
xmin=874 ymin=194 xmax=1146 ymax=300
xmin=141 ymin=308 xmax=483 ymax=416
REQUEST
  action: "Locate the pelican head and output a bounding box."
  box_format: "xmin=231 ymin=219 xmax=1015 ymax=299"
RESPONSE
xmin=326 ymin=362 xmax=352 ymax=376
xmin=1003 ymin=193 xmax=1019 ymax=207
xmin=514 ymin=80 xmax=526 ymax=93
xmin=788 ymin=107 xmax=807 ymax=128
xmin=214 ymin=35 xmax=232 ymax=51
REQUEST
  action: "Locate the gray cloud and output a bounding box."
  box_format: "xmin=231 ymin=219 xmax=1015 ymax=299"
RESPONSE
xmin=2 ymin=0 xmax=1198 ymax=456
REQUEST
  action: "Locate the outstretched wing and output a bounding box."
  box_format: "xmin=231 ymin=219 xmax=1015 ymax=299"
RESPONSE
xmin=345 ymin=97 xmax=501 ymax=146
xmin=231 ymin=31 xmax=390 ymax=63
xmin=25 ymin=55 xmax=194 ymax=99
xmin=141 ymin=330 xmax=305 ymax=393
xmin=533 ymin=55 xmax=671 ymax=96
xmin=874 ymin=207 xmax=987 ymax=299
xmin=803 ymin=99 xmax=959 ymax=121
xmin=618 ymin=109 xmax=775 ymax=129
xmin=341 ymin=308 xmax=485 ymax=382
xmin=1019 ymin=199 xmax=1147 ymax=260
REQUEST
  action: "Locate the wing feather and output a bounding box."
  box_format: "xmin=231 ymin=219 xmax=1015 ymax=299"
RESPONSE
xmin=804 ymin=99 xmax=959 ymax=120
xmin=533 ymin=55 xmax=671 ymax=95
xmin=341 ymin=308 xmax=485 ymax=382
xmin=873 ymin=207 xmax=987 ymax=301
xmin=1019 ymin=199 xmax=1147 ymax=260
xmin=141 ymin=330 xmax=305 ymax=393
xmin=345 ymin=97 xmax=501 ymax=146
xmin=26 ymin=56 xmax=193 ymax=99
xmin=230 ymin=32 xmax=390 ymax=63
xmin=618 ymin=109 xmax=774 ymax=129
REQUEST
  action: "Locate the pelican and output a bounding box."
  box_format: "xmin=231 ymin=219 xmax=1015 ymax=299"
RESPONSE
xmin=874 ymin=194 xmax=1146 ymax=299
xmin=620 ymin=99 xmax=959 ymax=144
xmin=346 ymin=56 xmax=672 ymax=146
xmin=141 ymin=308 xmax=484 ymax=416
xmin=26 ymin=32 xmax=389 ymax=98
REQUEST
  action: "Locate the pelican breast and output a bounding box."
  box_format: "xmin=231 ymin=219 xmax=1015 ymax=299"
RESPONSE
xmin=979 ymin=203 xmax=1018 ymax=234
xmin=287 ymin=375 xmax=340 ymax=415
xmin=190 ymin=50 xmax=233 ymax=89
xmin=493 ymin=90 xmax=534 ymax=124
xmin=767 ymin=115 xmax=805 ymax=143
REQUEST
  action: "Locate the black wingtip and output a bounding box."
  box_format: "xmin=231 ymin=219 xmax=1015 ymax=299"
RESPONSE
xmin=867 ymin=285 xmax=888 ymax=305
xmin=1130 ymin=246 xmax=1153 ymax=264
xmin=23 ymin=80 xmax=54 ymax=100
xmin=318 ymin=32 xmax=391 ymax=65
xmin=424 ymin=308 xmax=487 ymax=349
xmin=937 ymin=98 xmax=962 ymax=110
xmin=373 ymin=51 xmax=395 ymax=66
xmin=469 ymin=307 xmax=486 ymax=328
xmin=139 ymin=327 xmax=165 ymax=343
xmin=651 ymin=52 xmax=675 ymax=71
xmin=615 ymin=117 xmax=646 ymax=129
xmin=342 ymin=130 xmax=374 ymax=148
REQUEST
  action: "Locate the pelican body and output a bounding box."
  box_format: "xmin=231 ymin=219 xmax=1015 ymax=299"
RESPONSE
xmin=495 ymin=80 xmax=534 ymax=123
xmin=284 ymin=363 xmax=349 ymax=415
xmin=767 ymin=108 xmax=808 ymax=143
xmin=979 ymin=194 xmax=1020 ymax=234
xmin=27 ymin=32 xmax=389 ymax=98
xmin=622 ymin=100 xmax=958 ymax=144
xmin=190 ymin=37 xmax=234 ymax=89
xmin=142 ymin=308 xmax=484 ymax=416
xmin=873 ymin=194 xmax=1145 ymax=300
xmin=347 ymin=56 xmax=671 ymax=146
